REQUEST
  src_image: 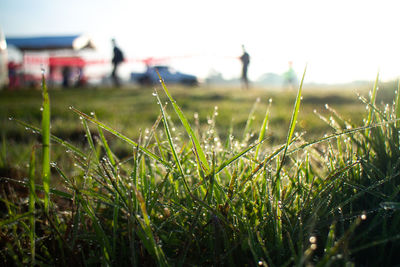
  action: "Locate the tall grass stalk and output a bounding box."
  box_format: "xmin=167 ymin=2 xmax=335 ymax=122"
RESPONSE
xmin=41 ymin=71 xmax=51 ymax=213
xmin=156 ymin=70 xmax=210 ymax=173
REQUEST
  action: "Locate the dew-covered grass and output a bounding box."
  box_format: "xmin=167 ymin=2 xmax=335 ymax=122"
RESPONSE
xmin=1 ymin=77 xmax=400 ymax=266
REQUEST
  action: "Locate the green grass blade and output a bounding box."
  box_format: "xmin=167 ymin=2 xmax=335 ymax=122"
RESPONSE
xmin=366 ymin=72 xmax=379 ymax=126
xmin=95 ymin=113 xmax=117 ymax=168
xmin=255 ymin=99 xmax=272 ymax=162
xmin=28 ymin=145 xmax=36 ymax=266
xmin=70 ymin=107 xmax=172 ymax=170
xmin=12 ymin=118 xmax=87 ymax=160
xmin=395 ymin=80 xmax=400 ymax=127
xmin=276 ymin=66 xmax=307 ymax=176
xmin=133 ymin=186 xmax=169 ymax=266
xmin=216 ymin=139 xmax=264 ymax=174
xmin=243 ymin=97 xmax=260 ymax=141
xmin=41 ymin=72 xmax=51 ymax=213
xmin=154 ymin=90 xmax=190 ymax=191
xmin=156 ymin=70 xmax=210 ymax=173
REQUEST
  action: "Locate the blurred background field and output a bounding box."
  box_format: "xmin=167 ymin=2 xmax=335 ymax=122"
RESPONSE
xmin=1 ymin=81 xmax=397 ymax=180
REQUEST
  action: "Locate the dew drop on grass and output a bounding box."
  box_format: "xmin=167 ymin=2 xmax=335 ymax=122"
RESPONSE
xmin=258 ymin=261 xmax=263 ymax=266
xmin=325 ymin=104 xmax=329 ymax=109
xmin=309 ymin=236 xmax=317 ymax=243
xmin=152 ymin=92 xmax=158 ymax=96
xmin=40 ymin=107 xmax=44 ymax=111
xmin=361 ymin=213 xmax=367 ymax=220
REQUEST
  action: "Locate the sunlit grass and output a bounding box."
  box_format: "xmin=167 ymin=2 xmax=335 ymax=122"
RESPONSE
xmin=1 ymin=78 xmax=400 ymax=265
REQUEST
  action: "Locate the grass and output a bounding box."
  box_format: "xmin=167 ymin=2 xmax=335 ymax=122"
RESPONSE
xmin=1 ymin=77 xmax=400 ymax=266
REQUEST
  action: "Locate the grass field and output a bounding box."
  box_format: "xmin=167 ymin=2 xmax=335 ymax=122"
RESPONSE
xmin=1 ymin=79 xmax=400 ymax=266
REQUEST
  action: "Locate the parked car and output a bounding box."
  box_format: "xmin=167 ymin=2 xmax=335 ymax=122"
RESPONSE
xmin=131 ymin=65 xmax=198 ymax=86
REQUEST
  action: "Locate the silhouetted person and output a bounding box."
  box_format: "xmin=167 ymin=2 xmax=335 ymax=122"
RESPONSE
xmin=283 ymin=61 xmax=297 ymax=90
xmin=240 ymin=45 xmax=250 ymax=89
xmin=111 ymin=38 xmax=124 ymax=87
xmin=62 ymin=66 xmax=71 ymax=88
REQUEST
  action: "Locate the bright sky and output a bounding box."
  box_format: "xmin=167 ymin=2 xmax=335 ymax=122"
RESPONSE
xmin=1 ymin=0 xmax=399 ymax=83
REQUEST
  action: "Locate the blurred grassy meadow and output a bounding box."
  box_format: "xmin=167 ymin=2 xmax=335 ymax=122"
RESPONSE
xmin=2 ymin=82 xmax=391 ymax=178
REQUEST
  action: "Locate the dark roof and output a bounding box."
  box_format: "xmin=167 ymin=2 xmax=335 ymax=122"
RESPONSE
xmin=6 ymin=35 xmax=95 ymax=51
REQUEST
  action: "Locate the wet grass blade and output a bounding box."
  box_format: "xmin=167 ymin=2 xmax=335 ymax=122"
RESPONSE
xmin=154 ymin=90 xmax=190 ymax=193
xmin=133 ymin=186 xmax=169 ymax=266
xmin=216 ymin=139 xmax=264 ymax=174
xmin=12 ymin=118 xmax=87 ymax=159
xmin=41 ymin=72 xmax=51 ymax=213
xmin=276 ymin=66 xmax=307 ymax=177
xmin=28 ymin=145 xmax=36 ymax=265
xmin=156 ymin=70 xmax=210 ymax=173
xmin=395 ymin=80 xmax=400 ymax=127
xmin=243 ymin=97 xmax=260 ymax=141
xmin=255 ymin=99 xmax=272 ymax=162
xmin=366 ymin=72 xmax=379 ymax=127
xmin=70 ymin=107 xmax=172 ymax=170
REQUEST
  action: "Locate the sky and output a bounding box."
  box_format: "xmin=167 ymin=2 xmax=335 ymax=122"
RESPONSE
xmin=1 ymin=0 xmax=400 ymax=84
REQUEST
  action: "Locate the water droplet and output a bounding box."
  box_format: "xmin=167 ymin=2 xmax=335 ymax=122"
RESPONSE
xmin=325 ymin=104 xmax=329 ymax=109
xmin=258 ymin=261 xmax=263 ymax=266
xmin=152 ymin=92 xmax=158 ymax=96
xmin=40 ymin=107 xmax=44 ymax=111
xmin=269 ymin=98 xmax=273 ymax=103
xmin=361 ymin=213 xmax=367 ymax=220
xmin=309 ymin=236 xmax=317 ymax=243
xmin=90 ymin=112 xmax=95 ymax=116
xmin=8 ymin=117 xmax=13 ymax=121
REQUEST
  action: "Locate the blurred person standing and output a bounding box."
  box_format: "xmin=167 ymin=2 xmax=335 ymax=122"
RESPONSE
xmin=239 ymin=45 xmax=250 ymax=89
xmin=111 ymin=38 xmax=124 ymax=87
xmin=283 ymin=61 xmax=297 ymax=90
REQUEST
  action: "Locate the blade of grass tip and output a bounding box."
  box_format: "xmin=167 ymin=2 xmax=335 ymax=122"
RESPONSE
xmin=28 ymin=145 xmax=36 ymax=266
xmin=216 ymin=138 xmax=265 ymax=174
xmin=276 ymin=66 xmax=307 ymax=177
xmin=41 ymin=70 xmax=51 ymax=213
xmin=156 ymin=69 xmax=210 ymax=173
xmin=82 ymin=117 xmax=98 ymax=164
xmin=395 ymin=80 xmax=400 ymax=128
xmin=12 ymin=118 xmax=87 ymax=160
xmin=243 ymin=97 xmax=260 ymax=141
xmin=154 ymin=90 xmax=190 ymax=193
xmin=254 ymin=99 xmax=272 ymax=162
xmin=366 ymin=72 xmax=379 ymax=127
xmin=94 ymin=112 xmax=117 ymax=168
xmin=70 ymin=107 xmax=172 ymax=170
